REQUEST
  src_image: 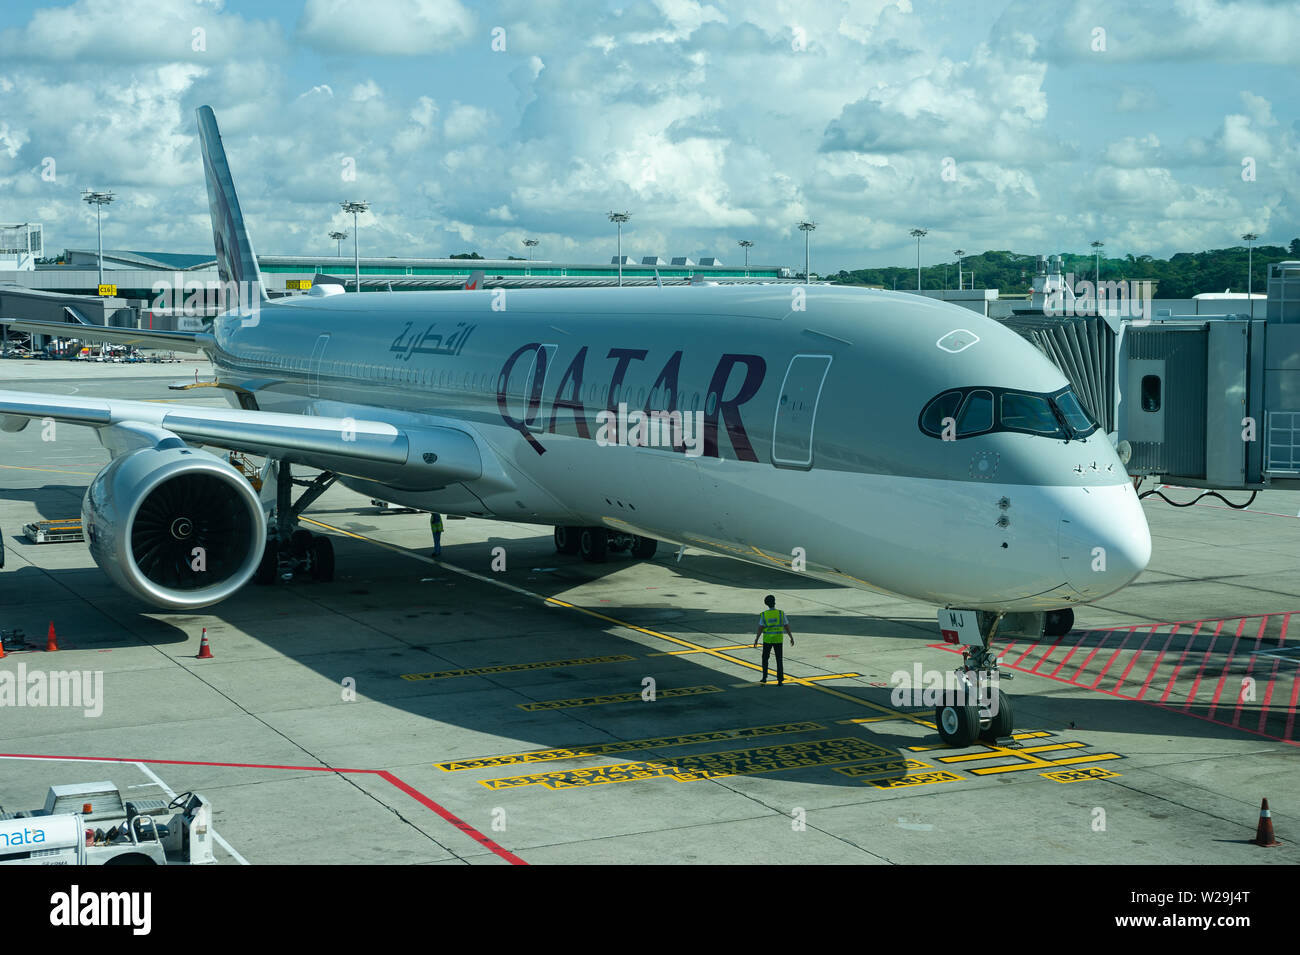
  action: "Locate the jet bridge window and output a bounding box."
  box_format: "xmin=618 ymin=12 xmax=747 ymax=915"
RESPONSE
xmin=1141 ymin=375 xmax=1161 ymax=412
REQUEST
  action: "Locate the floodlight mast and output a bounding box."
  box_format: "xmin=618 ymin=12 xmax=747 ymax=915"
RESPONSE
xmin=608 ymin=212 xmax=630 ymax=286
xmin=340 ymin=201 xmax=370 ymax=292
xmin=82 ymin=190 xmax=116 ymax=288
xmin=910 ymin=228 xmax=928 ymax=291
xmin=797 ymin=222 xmax=816 ymax=282
xmin=329 ymin=230 xmax=348 ymax=257
xmin=1242 ymin=233 xmax=1258 ymax=319
xmin=738 ymin=239 xmax=754 ymax=276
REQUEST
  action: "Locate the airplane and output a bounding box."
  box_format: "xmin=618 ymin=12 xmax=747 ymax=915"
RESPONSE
xmin=0 ymin=106 xmax=1151 ymax=747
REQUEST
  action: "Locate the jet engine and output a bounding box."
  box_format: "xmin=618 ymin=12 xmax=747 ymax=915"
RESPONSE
xmin=82 ymin=444 xmax=266 ymax=610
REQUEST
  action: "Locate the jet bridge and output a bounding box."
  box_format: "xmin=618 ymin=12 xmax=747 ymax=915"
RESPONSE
xmin=995 ymin=260 xmax=1300 ymax=493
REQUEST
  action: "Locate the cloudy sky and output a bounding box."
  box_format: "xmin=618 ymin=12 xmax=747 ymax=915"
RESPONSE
xmin=0 ymin=0 xmax=1296 ymax=272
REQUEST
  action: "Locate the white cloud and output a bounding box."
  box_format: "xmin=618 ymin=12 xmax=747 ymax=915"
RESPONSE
xmin=296 ymin=0 xmax=475 ymax=55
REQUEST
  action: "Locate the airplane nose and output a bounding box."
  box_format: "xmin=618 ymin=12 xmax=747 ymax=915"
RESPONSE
xmin=1059 ymin=483 xmax=1151 ymax=599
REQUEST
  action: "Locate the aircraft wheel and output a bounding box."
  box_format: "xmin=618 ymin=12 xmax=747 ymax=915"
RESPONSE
xmin=290 ymin=528 xmax=314 ymax=556
xmin=579 ymin=527 xmax=608 ymax=562
xmin=309 ymin=536 xmax=335 ymax=582
xmin=254 ymin=544 xmax=277 ymax=585
xmin=935 ymin=695 xmax=980 ymax=747
xmin=1044 ymin=608 xmax=1075 ymax=638
xmin=631 ymin=536 xmax=658 ymax=559
xmin=554 ymin=526 xmax=581 ymax=555
xmin=978 ymin=689 xmax=1014 ymax=743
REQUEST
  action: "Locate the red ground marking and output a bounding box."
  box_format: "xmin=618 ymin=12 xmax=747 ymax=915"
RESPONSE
xmin=1229 ymin=617 xmax=1273 ymax=727
xmin=933 ymin=612 xmax=1300 ymax=748
xmin=1257 ymin=614 xmax=1291 ymax=734
xmin=0 ymin=752 xmax=526 ymax=865
xmin=1136 ymin=623 xmax=1183 ymax=700
xmin=1205 ymin=618 xmax=1249 ymax=720
xmin=1182 ymin=619 xmax=1230 ymax=711
xmin=1090 ymin=626 xmax=1138 ymax=689
xmin=1030 ymin=635 xmax=1066 ymax=674
xmin=1158 ymin=620 xmax=1205 ymax=704
xmin=1112 ymin=625 xmax=1160 ymax=695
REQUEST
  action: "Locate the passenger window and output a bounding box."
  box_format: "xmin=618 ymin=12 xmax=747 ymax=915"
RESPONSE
xmin=921 ymin=391 xmax=963 ymax=436
xmin=1141 ymin=375 xmax=1161 ymax=412
xmin=957 ymin=390 xmax=993 ymax=435
xmin=1000 ymin=393 xmax=1064 ymax=436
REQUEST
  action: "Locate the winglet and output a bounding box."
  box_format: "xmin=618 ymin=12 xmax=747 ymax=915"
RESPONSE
xmin=196 ymin=106 xmax=267 ymax=302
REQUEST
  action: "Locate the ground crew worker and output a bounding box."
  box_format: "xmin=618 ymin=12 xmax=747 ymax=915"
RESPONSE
xmin=753 ymin=594 xmax=794 ymax=684
xmin=429 ymin=512 xmax=444 ymax=558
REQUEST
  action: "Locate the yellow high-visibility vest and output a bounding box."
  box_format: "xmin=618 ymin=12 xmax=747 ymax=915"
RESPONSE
xmin=760 ymin=608 xmax=786 ymax=644
xmin=430 ymin=515 xmax=444 ymax=533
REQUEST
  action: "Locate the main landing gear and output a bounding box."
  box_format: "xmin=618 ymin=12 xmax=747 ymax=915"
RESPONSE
xmin=934 ymin=611 xmax=1015 ymax=748
xmin=554 ymin=526 xmax=659 ymax=563
xmin=254 ymin=460 xmax=337 ymax=585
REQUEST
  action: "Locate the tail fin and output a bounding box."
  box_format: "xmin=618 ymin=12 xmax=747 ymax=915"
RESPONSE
xmin=463 ymin=269 xmax=485 ymax=290
xmin=196 ymin=106 xmax=267 ymax=302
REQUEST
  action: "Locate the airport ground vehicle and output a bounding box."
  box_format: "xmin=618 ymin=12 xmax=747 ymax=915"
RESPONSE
xmin=0 ymin=781 xmax=216 ymax=865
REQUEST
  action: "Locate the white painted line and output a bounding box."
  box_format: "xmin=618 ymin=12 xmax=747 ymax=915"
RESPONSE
xmin=133 ymin=761 xmax=250 ymax=866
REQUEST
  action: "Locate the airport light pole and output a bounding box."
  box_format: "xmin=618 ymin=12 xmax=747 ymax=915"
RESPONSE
xmin=738 ymin=239 xmax=754 ymax=276
xmin=910 ymin=228 xmax=927 ymax=291
xmin=329 ymin=230 xmax=348 ymax=257
xmin=953 ymin=249 xmax=964 ymax=291
xmin=340 ymin=201 xmax=369 ymax=293
xmin=1242 ymin=233 xmax=1258 ymax=319
xmin=82 ymin=190 xmax=115 ymax=289
xmin=798 ymin=221 xmax=816 ymax=282
xmin=523 ymin=238 xmax=538 ymax=277
xmin=608 ymin=212 xmax=630 ymax=286
xmin=1090 ymin=240 xmax=1104 ymax=287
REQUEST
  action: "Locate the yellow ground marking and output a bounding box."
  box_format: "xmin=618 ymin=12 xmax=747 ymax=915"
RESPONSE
xmin=0 ymin=464 xmax=100 ymax=476
xmin=834 ymin=758 xmax=933 ymax=779
xmin=300 ymin=517 xmax=935 ymax=728
xmin=400 ymin=653 xmax=636 ymax=681
xmin=866 ymin=770 xmax=963 ymax=790
xmin=731 ymin=672 xmax=862 ymax=687
xmin=479 ymin=736 xmax=895 ymax=791
xmin=904 ymin=730 xmax=1050 ymax=751
xmin=647 ymin=644 xmax=753 ymax=656
xmin=516 ymin=684 xmax=722 ymax=711
xmin=919 ymin=732 xmax=1123 ymax=777
xmin=1042 ymin=766 xmax=1122 ymax=783
xmin=936 ymin=741 xmax=1087 ymax=763
xmin=437 ymin=720 xmax=825 ymax=771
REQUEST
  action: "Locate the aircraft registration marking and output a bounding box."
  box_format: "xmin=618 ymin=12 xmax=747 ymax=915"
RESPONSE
xmin=866 ymin=771 xmax=963 ymax=789
xmin=834 ymin=758 xmax=933 ymax=779
xmin=437 ymin=720 xmax=824 ymax=771
xmin=1041 ymin=766 xmax=1122 ymax=783
xmin=479 ymin=737 xmax=893 ymax=790
xmin=516 ymin=684 xmax=722 ymax=711
xmin=400 ymin=654 xmax=636 ymax=681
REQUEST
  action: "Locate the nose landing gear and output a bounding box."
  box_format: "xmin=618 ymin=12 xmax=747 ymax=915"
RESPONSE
xmin=934 ymin=611 xmax=1015 ymax=748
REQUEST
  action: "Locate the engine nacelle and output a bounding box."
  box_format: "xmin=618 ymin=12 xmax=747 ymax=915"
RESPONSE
xmin=82 ymin=445 xmax=266 ymax=610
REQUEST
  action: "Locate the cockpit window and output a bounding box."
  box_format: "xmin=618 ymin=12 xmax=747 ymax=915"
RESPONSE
xmin=1000 ymin=393 xmax=1065 ymax=437
xmin=919 ymin=385 xmax=1099 ymax=440
xmin=957 ymin=390 xmax=993 ymax=435
xmin=920 ymin=390 xmax=963 ymax=436
xmin=1054 ymin=389 xmax=1097 ymax=436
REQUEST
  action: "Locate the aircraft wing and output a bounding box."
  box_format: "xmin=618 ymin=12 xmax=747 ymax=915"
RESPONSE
xmin=0 ymin=317 xmax=210 ymax=353
xmin=0 ymin=389 xmax=486 ymax=491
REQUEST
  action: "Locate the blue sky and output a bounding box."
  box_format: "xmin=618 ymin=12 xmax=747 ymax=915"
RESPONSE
xmin=0 ymin=0 xmax=1296 ymax=275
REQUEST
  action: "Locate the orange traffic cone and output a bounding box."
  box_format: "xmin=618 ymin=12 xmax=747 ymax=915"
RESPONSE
xmin=0 ymin=634 xmax=6 ymax=659
xmin=46 ymin=621 xmax=59 ymax=652
xmin=1255 ymin=798 xmax=1281 ymax=847
xmin=196 ymin=628 xmax=213 ymax=660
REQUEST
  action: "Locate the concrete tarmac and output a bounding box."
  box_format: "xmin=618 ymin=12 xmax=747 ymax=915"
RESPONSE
xmin=1 ymin=358 xmax=1296 ymax=864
